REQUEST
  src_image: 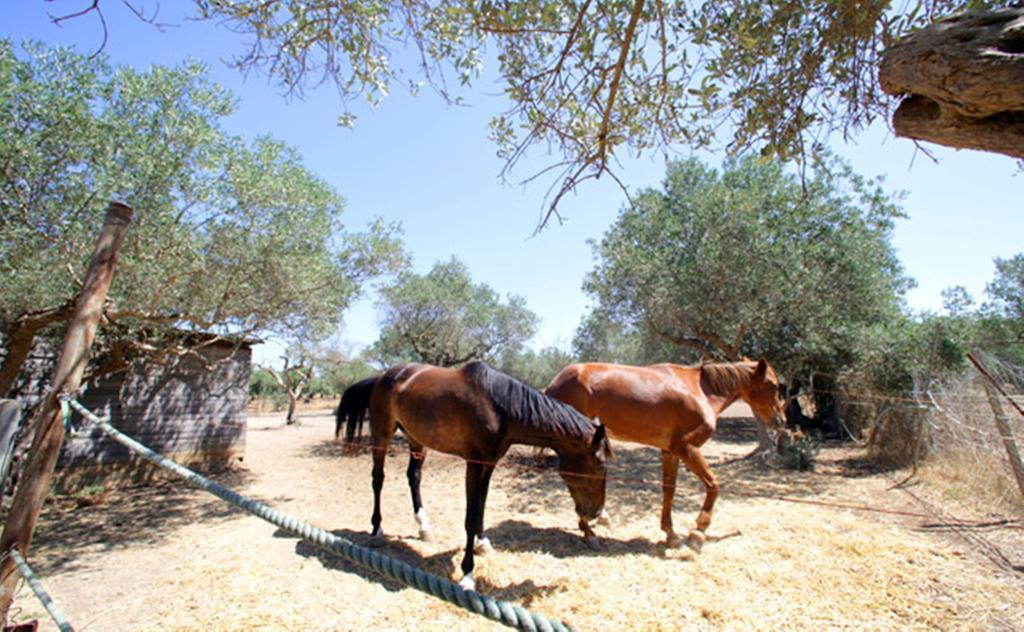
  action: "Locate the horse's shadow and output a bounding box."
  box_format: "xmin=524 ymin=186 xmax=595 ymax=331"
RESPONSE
xmin=484 ymin=518 xmax=691 ymax=561
xmin=273 ymin=521 xmax=688 ymax=598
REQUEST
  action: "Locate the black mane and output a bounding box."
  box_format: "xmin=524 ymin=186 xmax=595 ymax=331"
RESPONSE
xmin=462 ymin=361 xmax=595 ymax=441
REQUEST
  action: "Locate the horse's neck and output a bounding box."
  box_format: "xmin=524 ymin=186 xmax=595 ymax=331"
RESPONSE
xmin=507 ymin=422 xmax=582 ymax=451
xmin=697 ymin=363 xmax=753 ymax=415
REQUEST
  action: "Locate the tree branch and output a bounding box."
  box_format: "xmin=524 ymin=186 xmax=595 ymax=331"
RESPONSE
xmin=879 ymin=7 xmax=1024 ymax=159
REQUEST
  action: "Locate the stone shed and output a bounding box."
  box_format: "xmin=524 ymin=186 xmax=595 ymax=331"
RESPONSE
xmin=58 ymin=337 xmax=252 ymax=489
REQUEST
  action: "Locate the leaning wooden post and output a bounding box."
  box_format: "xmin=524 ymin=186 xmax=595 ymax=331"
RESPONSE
xmin=0 ymin=202 xmax=134 ymax=622
xmin=967 ymin=352 xmax=1024 ymax=498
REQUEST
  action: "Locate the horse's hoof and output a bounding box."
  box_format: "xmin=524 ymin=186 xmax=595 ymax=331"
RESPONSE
xmin=368 ymin=530 xmax=386 ymax=548
xmin=419 ymin=528 xmax=434 ymax=543
xmin=458 ymin=573 xmax=476 ymax=592
xmin=474 ymin=537 xmax=495 ymax=555
xmin=686 ymin=529 xmax=707 ymax=553
xmin=584 ymin=535 xmax=603 ymax=551
xmin=666 ymin=533 xmax=683 ymax=548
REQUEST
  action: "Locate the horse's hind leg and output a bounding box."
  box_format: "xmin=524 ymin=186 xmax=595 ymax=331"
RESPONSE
xmin=370 ymin=446 xmax=387 ymax=541
xmin=660 ymin=451 xmax=684 ymax=547
xmin=405 ymin=440 xmax=432 ymax=541
xmin=369 ymin=422 xmax=397 ymax=542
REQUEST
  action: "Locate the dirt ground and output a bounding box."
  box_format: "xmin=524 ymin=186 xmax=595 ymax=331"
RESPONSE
xmin=8 ymin=406 xmax=1024 ymax=631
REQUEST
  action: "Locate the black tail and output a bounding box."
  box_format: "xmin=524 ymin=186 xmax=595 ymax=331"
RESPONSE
xmin=335 ymin=376 xmax=378 ymax=442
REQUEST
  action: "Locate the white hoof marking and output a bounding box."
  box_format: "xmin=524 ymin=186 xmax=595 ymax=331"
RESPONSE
xmin=474 ymin=537 xmax=495 ymax=555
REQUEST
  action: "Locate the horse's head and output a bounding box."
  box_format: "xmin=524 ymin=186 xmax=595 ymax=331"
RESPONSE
xmin=744 ymin=358 xmax=786 ymax=430
xmin=557 ymin=420 xmax=610 ymax=522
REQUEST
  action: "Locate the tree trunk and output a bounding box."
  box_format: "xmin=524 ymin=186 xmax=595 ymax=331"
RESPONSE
xmin=0 ymin=202 xmax=133 ymax=623
xmin=286 ymin=393 xmax=298 ymax=425
xmin=0 ymin=304 xmax=74 ymax=397
xmin=879 ymin=7 xmax=1024 ymax=159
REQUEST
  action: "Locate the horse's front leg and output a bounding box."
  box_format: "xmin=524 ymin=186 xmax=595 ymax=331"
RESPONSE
xmin=472 ymin=464 xmax=496 ymax=556
xmin=680 ymin=443 xmax=719 ymax=552
xmin=405 ymin=441 xmax=432 ymax=541
xmin=660 ymin=451 xmax=683 ymax=547
xmin=458 ymin=462 xmax=494 ymax=592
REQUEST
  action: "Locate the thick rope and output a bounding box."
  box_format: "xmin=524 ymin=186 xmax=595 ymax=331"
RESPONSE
xmin=63 ymin=397 xmax=574 ymax=632
xmin=7 ymin=549 xmax=74 ymax=632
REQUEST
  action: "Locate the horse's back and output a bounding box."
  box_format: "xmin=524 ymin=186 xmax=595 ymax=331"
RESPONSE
xmin=547 ymin=362 xmax=710 ymax=447
xmin=376 ymin=363 xmax=503 ymax=457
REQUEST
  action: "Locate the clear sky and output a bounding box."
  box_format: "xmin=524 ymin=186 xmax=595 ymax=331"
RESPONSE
xmin=6 ymin=3 xmax=1022 ymax=366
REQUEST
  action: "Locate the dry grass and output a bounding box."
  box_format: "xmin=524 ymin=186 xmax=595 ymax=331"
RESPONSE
xmin=917 ymin=451 xmax=1024 ymax=517
xmin=921 ymin=365 xmax=1024 ymax=517
xmin=9 ymin=412 xmax=1024 ymax=631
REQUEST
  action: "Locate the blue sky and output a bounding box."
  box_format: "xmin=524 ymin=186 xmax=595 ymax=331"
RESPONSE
xmin=6 ymin=3 xmax=1022 ymax=366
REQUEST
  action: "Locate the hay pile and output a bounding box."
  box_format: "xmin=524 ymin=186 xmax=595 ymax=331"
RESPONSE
xmin=17 ymin=415 xmax=1024 ymax=631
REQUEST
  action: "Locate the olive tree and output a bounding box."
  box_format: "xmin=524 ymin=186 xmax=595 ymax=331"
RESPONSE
xmin=370 ymin=258 xmax=539 ymax=367
xmin=0 ymin=40 xmax=405 ymax=395
xmin=583 ymin=155 xmax=913 ymax=430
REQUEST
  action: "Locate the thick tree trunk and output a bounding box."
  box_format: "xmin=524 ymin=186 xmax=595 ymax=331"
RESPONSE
xmin=286 ymin=393 xmax=298 ymax=425
xmin=879 ymin=7 xmax=1024 ymax=159
xmin=0 ymin=305 xmax=74 ymax=397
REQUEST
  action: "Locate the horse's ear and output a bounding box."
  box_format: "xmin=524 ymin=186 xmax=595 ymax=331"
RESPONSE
xmin=592 ymin=418 xmax=615 ymax=462
xmin=755 ymin=358 xmax=768 ymax=377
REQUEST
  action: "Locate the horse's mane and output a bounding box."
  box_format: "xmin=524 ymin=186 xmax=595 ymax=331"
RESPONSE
xmin=699 ymin=361 xmax=756 ymax=398
xmin=462 ymin=361 xmax=595 ymax=441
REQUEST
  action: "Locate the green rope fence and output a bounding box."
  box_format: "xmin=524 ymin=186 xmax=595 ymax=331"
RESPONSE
xmin=63 ymin=397 xmax=575 ymax=632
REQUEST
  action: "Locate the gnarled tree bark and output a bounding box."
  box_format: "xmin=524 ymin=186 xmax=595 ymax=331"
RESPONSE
xmin=879 ymin=7 xmax=1024 ymax=159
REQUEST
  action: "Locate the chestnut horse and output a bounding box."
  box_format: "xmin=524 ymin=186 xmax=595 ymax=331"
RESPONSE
xmin=337 ymin=361 xmax=611 ymax=591
xmin=545 ymin=358 xmax=785 ymax=549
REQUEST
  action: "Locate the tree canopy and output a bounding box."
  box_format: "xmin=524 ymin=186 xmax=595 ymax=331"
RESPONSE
xmin=985 ymin=254 xmax=1024 ymax=327
xmin=0 ymin=40 xmax=405 ymax=394
xmin=582 ymin=155 xmax=912 ymax=381
xmin=182 ymin=0 xmax=1007 ymax=225
xmin=370 ymin=258 xmax=539 ymax=367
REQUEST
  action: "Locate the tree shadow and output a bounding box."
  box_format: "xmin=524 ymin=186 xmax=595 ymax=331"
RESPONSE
xmin=712 ymin=417 xmax=761 ymax=444
xmin=306 ymin=434 xmax=414 ymax=460
xmin=33 ymin=466 xmax=261 ymax=574
xmin=499 ymin=439 xmax=858 ymax=529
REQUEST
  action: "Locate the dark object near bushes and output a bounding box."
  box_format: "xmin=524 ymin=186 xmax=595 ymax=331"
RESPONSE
xmin=777 ymin=428 xmax=818 ymax=471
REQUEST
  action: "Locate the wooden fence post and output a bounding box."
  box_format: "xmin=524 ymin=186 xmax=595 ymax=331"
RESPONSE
xmin=967 ymin=353 xmax=1024 ymax=499
xmin=0 ymin=202 xmax=134 ymax=623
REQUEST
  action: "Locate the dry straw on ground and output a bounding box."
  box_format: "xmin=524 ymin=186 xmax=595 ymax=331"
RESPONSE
xmin=10 ymin=412 xmax=1024 ymax=631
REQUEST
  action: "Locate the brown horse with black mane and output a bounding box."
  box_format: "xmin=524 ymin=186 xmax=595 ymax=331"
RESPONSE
xmin=545 ymin=358 xmax=785 ymax=550
xmin=337 ymin=361 xmax=611 ymax=591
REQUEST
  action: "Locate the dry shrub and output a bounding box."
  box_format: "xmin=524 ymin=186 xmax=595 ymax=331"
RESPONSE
xmin=775 ymin=428 xmax=818 ymax=470
xmin=921 ymin=362 xmax=1024 ymax=515
xmin=866 ymin=403 xmax=932 ymax=467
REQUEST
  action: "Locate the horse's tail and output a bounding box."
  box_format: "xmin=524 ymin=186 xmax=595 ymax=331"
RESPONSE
xmin=335 ymin=375 xmax=379 ymax=442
